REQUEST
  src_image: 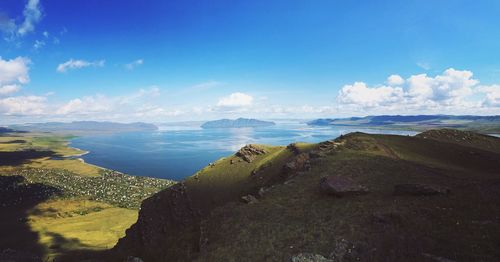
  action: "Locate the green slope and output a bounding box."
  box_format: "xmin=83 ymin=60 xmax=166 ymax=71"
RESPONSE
xmin=108 ymin=129 xmax=500 ymax=261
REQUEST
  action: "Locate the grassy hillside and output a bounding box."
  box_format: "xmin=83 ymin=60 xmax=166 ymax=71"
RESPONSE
xmin=0 ymin=131 xmax=174 ymax=261
xmin=112 ymin=129 xmax=500 ymax=261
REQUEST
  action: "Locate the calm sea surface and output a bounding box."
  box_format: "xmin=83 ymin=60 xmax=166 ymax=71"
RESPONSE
xmin=70 ymin=122 xmax=417 ymax=180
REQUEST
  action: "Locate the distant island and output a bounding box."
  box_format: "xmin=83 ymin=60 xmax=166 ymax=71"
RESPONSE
xmin=10 ymin=121 xmax=158 ymax=134
xmin=308 ymin=115 xmax=500 ymax=133
xmin=201 ymin=118 xmax=276 ymax=129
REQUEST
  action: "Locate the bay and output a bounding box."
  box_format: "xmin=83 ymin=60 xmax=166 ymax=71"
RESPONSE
xmin=70 ymin=122 xmax=417 ymax=180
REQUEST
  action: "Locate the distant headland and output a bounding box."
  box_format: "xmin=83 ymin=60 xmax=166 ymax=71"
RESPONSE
xmin=201 ymin=118 xmax=276 ymax=129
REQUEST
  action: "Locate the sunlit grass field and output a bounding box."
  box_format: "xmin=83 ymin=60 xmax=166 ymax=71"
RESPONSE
xmin=0 ymin=134 xmax=101 ymax=176
xmin=28 ymin=199 xmax=138 ymax=259
xmin=0 ymin=132 xmax=171 ymax=260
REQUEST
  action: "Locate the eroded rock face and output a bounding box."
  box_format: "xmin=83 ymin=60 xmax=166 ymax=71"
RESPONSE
xmin=113 ymin=183 xmax=202 ymax=261
xmin=319 ymin=176 xmax=369 ymax=196
xmin=235 ymin=144 xmax=267 ymax=163
xmin=394 ymin=184 xmax=450 ymax=196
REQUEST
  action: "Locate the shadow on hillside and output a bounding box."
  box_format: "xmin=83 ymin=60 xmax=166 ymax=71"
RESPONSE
xmin=0 ymin=175 xmax=113 ymax=261
xmin=0 ymin=150 xmax=55 ymax=166
xmin=0 ymin=139 xmax=27 ymax=144
xmin=0 ymin=175 xmax=62 ymax=260
xmin=0 ymin=127 xmax=28 ymax=134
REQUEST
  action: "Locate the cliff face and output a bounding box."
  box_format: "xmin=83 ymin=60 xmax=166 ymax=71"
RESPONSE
xmin=114 ymin=183 xmax=201 ymax=260
xmin=114 ymin=131 xmax=500 ymax=261
xmin=114 ymin=143 xmax=304 ymax=261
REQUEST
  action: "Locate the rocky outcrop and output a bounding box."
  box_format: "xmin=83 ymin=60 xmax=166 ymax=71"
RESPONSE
xmin=283 ymin=153 xmax=311 ymax=179
xmin=235 ymin=144 xmax=267 ymax=163
xmin=394 ymin=184 xmax=450 ymax=196
xmin=287 ymin=143 xmax=301 ymax=155
xmin=319 ymin=176 xmax=369 ymax=196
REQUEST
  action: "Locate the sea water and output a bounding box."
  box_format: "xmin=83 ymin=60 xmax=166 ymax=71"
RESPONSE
xmin=70 ymin=121 xmax=417 ymax=180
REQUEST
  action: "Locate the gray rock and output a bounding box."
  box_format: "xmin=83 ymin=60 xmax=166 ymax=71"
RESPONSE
xmin=291 ymin=253 xmax=333 ymax=262
xmin=241 ymin=194 xmax=259 ymax=204
xmin=320 ymin=176 xmax=369 ymax=196
xmin=329 ymin=239 xmax=362 ymax=261
xmin=258 ymin=187 xmax=266 ymax=197
xmin=422 ymin=253 xmax=456 ymax=262
xmin=126 ymin=256 xmax=144 ymax=262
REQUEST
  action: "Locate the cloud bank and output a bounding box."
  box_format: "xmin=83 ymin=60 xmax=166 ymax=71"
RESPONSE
xmin=1 ymin=60 xmax=499 ymax=122
xmin=337 ymin=68 xmax=499 ymax=115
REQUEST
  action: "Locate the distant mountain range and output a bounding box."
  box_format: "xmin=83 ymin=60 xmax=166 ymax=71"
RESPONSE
xmin=308 ymin=115 xmax=500 ymax=133
xmin=201 ymin=118 xmax=275 ymax=129
xmin=10 ymin=121 xmax=158 ymax=134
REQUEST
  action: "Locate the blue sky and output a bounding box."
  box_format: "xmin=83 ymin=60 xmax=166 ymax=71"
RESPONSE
xmin=0 ymin=0 xmax=499 ymax=123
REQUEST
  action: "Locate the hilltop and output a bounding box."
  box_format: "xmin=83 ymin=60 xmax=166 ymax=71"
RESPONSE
xmin=308 ymin=115 xmax=500 ymax=134
xmin=105 ymin=129 xmax=500 ymax=261
xmin=201 ymin=118 xmax=276 ymax=129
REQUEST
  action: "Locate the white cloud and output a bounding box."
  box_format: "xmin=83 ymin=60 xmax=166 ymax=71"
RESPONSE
xmin=42 ymin=31 xmax=48 ymax=38
xmin=477 ymin=85 xmax=500 ymax=107
xmin=125 ymin=59 xmax=144 ymax=70
xmin=0 ymin=0 xmax=43 ymax=39
xmin=57 ymin=59 xmax=105 ymax=73
xmin=56 ymin=95 xmax=112 ymax=115
xmin=417 ymin=62 xmax=431 ymax=70
xmin=217 ymin=92 xmax=253 ymax=107
xmin=56 ymin=87 xmax=164 ymax=117
xmin=18 ymin=0 xmax=43 ymax=36
xmin=0 ymin=57 xmax=30 ymax=85
xmin=406 ymin=69 xmax=477 ymax=104
xmin=0 ymin=95 xmax=46 ymax=115
xmin=338 ymin=82 xmax=404 ymax=108
xmin=0 ymin=56 xmax=46 ymax=116
xmin=337 ymin=68 xmax=499 ymax=114
xmin=0 ymin=85 xmax=21 ymax=96
xmin=33 ymin=39 xmax=45 ymax=49
xmin=386 ymin=74 xmax=405 ymax=86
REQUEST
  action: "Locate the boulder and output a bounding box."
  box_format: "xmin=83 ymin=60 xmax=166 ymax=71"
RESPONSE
xmin=394 ymin=184 xmax=450 ymax=196
xmin=241 ymin=194 xmax=259 ymax=204
xmin=235 ymin=144 xmax=266 ymax=163
xmin=319 ymin=176 xmax=369 ymax=196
